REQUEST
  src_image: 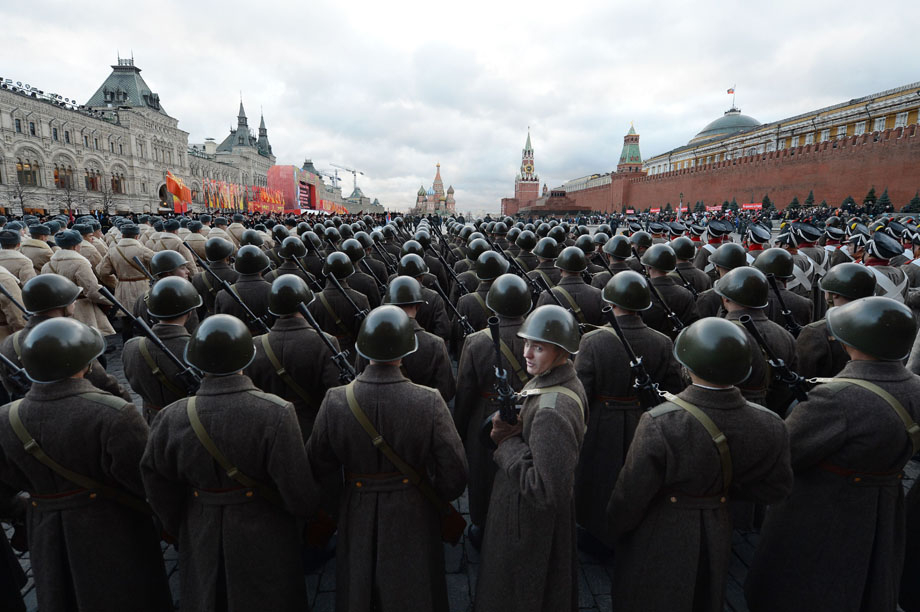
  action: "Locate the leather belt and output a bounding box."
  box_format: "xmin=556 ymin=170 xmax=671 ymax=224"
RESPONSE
xmin=344 ymin=471 xmax=411 ymax=492
xmin=190 ymin=486 xmax=260 ymax=505
xmin=29 ymin=488 xmax=99 ymax=511
xmin=662 ymin=493 xmax=728 ymax=509
xmin=818 ymin=461 xmax=904 ymax=487
xmin=118 ymin=276 xmax=147 ymax=282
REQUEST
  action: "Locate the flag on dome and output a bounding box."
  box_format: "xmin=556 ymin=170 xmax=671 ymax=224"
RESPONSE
xmin=727 ymin=87 xmax=735 ymax=94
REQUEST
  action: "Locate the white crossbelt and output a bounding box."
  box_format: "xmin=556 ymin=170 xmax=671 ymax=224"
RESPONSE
xmin=702 ymin=243 xmax=717 ymax=273
xmin=786 ymin=257 xmax=814 ymax=292
xmin=868 ymin=266 xmax=908 ymax=302
xmin=804 ymin=249 xmax=828 ymax=277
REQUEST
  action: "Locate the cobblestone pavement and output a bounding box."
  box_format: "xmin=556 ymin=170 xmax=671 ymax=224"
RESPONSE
xmin=6 ymin=334 xmax=920 ymax=611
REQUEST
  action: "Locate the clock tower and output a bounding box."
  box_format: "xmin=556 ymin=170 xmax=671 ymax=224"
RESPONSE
xmin=510 ymin=129 xmax=540 ymax=215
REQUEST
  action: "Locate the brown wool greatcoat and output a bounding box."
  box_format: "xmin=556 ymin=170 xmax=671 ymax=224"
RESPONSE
xmin=453 ymin=317 xmax=528 ymax=527
xmin=695 ymin=287 xmax=724 ymax=319
xmin=514 ymin=251 xmax=538 ymax=272
xmin=356 ymin=318 xmax=455 ymax=403
xmin=527 ymin=260 xmax=561 ymax=287
xmin=20 ymin=238 xmax=54 ymax=276
xmin=746 ymin=360 xmax=920 ymax=612
xmin=537 ymin=275 xmax=605 ymax=326
xmin=765 ymin=285 xmax=814 ymax=329
xmin=0 ymin=314 xmax=132 ymax=401
xmin=43 ymin=250 xmax=116 ymax=335
xmin=142 ymin=375 xmax=316 ymax=612
xmin=449 ymin=268 xmax=480 ymax=304
xmin=264 ymin=260 xmax=318 ymax=289
xmin=725 ymin=308 xmax=798 ymax=415
xmin=147 ymin=232 xmax=198 ymax=274
xmin=0 ymin=249 xmax=35 ymax=286
xmin=417 ymin=285 xmax=452 ymax=342
xmin=608 ymin=385 xmax=792 ymax=612
xmin=640 ymin=275 xmax=700 ymax=338
xmin=345 ymin=271 xmax=382 ymax=309
xmin=671 ymin=260 xmax=713 ymax=294
xmin=453 ymin=256 xmax=474 ymax=275
xmin=796 ymin=318 xmax=849 ymax=380
xmin=474 ymin=361 xmax=587 ymax=612
xmin=131 ymin=290 xmax=199 ymax=336
xmin=214 ymin=273 xmax=274 ymax=334
xmin=456 ymin=280 xmax=494 ymax=333
xmin=0 ymin=267 xmax=25 ymax=341
xmin=590 ymin=260 xmax=632 ymax=289
xmin=191 ymin=262 xmax=239 ymax=314
xmin=123 ymin=323 xmax=193 ymax=423
xmin=0 ymin=379 xmax=172 ymax=611
xmin=306 ymin=286 xmax=371 ymax=360
xmin=307 ymin=364 xmax=468 ymax=612
xmin=78 ymin=239 xmax=104 ymax=281
xmin=184 ymin=232 xmax=208 ymax=261
xmin=226 ymin=222 xmax=246 ymax=247
xmin=573 ymin=319 xmax=686 ymax=549
xmin=96 ymin=237 xmax=157 ymax=313
xmin=245 ymin=315 xmax=343 ymax=440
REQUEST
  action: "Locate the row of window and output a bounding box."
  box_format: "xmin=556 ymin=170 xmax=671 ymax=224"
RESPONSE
xmin=8 ymin=159 xmax=127 ymax=194
xmin=649 ymin=111 xmax=913 ymax=174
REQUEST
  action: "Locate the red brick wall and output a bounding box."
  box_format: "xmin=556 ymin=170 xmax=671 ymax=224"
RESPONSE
xmin=566 ymin=125 xmax=920 ymax=213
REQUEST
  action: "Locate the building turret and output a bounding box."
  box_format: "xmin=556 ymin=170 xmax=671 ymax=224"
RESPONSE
xmin=617 ymin=123 xmax=643 ymax=173
xmin=257 ymin=113 xmax=272 ymax=155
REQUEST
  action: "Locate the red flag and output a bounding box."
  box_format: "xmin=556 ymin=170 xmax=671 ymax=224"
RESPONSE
xmin=727 ymin=88 xmax=734 ymax=94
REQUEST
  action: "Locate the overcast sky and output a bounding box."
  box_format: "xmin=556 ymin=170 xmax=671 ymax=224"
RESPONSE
xmin=4 ymin=0 xmax=918 ymax=213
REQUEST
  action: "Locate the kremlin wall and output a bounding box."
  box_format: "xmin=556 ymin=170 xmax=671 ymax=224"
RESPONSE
xmin=502 ymin=82 xmax=920 ymax=215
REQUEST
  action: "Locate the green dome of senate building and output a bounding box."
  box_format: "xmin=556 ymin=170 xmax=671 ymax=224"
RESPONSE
xmin=690 ymin=107 xmax=761 ymax=144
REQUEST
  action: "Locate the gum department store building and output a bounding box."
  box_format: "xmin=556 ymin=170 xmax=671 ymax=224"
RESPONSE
xmin=0 ymin=57 xmax=275 ymax=216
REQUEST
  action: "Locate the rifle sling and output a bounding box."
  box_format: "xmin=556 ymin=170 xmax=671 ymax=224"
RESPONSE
xmin=8 ymin=397 xmax=152 ymax=514
xmin=660 ymin=391 xmax=732 ymax=491
xmin=186 ymin=397 xmax=283 ymax=506
xmin=470 ymin=293 xmax=492 ymax=318
xmin=138 ymin=337 xmax=186 ymax=397
xmin=344 ymin=381 xmax=455 ymax=517
xmin=116 ymin=247 xmax=146 ymax=276
xmin=551 ymin=286 xmax=586 ymax=324
xmin=201 ymin=271 xmax=217 ymax=297
xmin=810 ymin=377 xmax=920 ymax=454
xmin=318 ymin=292 xmax=353 ymax=339
xmin=517 ymin=385 xmax=585 ymax=420
xmin=499 ymin=339 xmax=529 ymax=385
xmin=258 ymin=334 xmax=317 ymax=409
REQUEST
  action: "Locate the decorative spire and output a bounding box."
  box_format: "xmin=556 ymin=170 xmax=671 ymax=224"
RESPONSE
xmin=237 ymin=97 xmax=248 ymax=127
xmin=525 ymin=127 xmax=532 ymax=152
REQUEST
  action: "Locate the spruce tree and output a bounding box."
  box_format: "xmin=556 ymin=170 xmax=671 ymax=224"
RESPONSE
xmin=804 ymin=190 xmax=815 ymax=207
xmin=877 ymin=188 xmax=892 ymax=212
xmin=788 ymin=196 xmax=801 ymax=210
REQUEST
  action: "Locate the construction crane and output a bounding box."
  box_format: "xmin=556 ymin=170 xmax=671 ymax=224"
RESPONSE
xmin=330 ymin=162 xmax=365 ymax=194
xmin=318 ymin=169 xmax=341 ymax=190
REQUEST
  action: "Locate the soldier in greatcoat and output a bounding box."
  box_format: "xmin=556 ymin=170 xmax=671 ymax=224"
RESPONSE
xmin=752 ymin=247 xmax=814 ymax=329
xmin=526 ymin=237 xmax=562 ymax=287
xmin=96 ymin=223 xmax=156 ymax=333
xmin=184 ymin=220 xmax=208 ymax=261
xmin=574 ymin=271 xmax=686 ymax=552
xmin=263 ymin=236 xmax=318 ymax=288
xmin=42 ymin=230 xmax=115 ymax=336
xmin=796 ymin=263 xmax=875 ymax=380
xmin=0 ymin=318 xmax=172 ymax=611
xmin=746 ymin=297 xmax=920 ymax=612
xmin=214 ymin=245 xmax=274 ymax=334
xmin=123 ymin=277 xmax=200 ymax=424
xmin=450 ymin=238 xmax=489 ymax=303
xmin=692 ymin=220 xmax=732 ymax=282
xmin=73 ymin=223 xmax=109 ymax=285
xmin=453 ymin=274 xmax=531 ymax=548
xmin=591 ymin=235 xmax=634 ymax=289
xmin=245 ymin=275 xmax=342 ymax=441
xmin=457 ymin=251 xmax=508 ymax=333
xmin=142 ymin=314 xmax=316 ymax=611
xmin=226 ymin=213 xmax=247 ymax=246
xmin=0 ymin=274 xmax=131 ymax=402
xmin=536 ymin=246 xmax=605 ymax=327
xmin=191 ymin=236 xmax=238 ymax=316
xmin=513 ymin=230 xmax=539 ymax=272
xmin=306 ymin=252 xmax=371 ymax=360
xmin=339 ymin=238 xmax=382 ymax=309
xmin=130 ymin=250 xmax=198 ymax=335
xmin=694 ymin=242 xmax=748 ymax=319
xmin=395 ymin=254 xmax=451 ymax=342
xmin=668 ymin=236 xmax=712 ymax=294
xmin=608 ymin=318 xmax=792 ymax=612
xmin=474 ymin=305 xmax=587 ymax=612
xmin=714 ymin=266 xmax=798 ymax=415
xmin=355 ymin=277 xmax=455 ymax=402
xmin=638 ymin=243 xmax=699 ymax=338
xmin=206 ymin=216 xmax=234 ymax=244
xmin=0 ymin=230 xmax=36 ymax=286
xmin=307 ymin=306 xmax=467 ymax=612
xmin=0 ymin=266 xmax=25 ymax=344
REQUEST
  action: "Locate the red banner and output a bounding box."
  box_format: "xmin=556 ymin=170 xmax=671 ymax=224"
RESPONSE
xmin=165 ymin=171 xmax=191 ymax=213
xmin=318 ymin=199 xmax=349 ymax=215
xmin=706 ymin=205 xmax=723 ymax=212
xmin=650 ymin=207 xmax=661 ymax=213
xmin=625 ymin=209 xmax=635 ymax=214
xmin=742 ymin=202 xmax=763 ymax=210
xmin=250 ymin=186 xmax=285 ymax=214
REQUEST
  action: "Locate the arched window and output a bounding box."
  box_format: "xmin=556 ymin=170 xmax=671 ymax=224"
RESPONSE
xmin=85 ymin=168 xmax=101 ymax=192
xmin=111 ymin=173 xmax=126 ymax=194
xmin=16 ymin=158 xmax=40 ymax=186
xmin=54 ymin=164 xmax=74 ymax=189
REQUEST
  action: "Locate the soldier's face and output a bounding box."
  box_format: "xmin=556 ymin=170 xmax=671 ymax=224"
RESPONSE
xmin=523 ymin=340 xmax=565 ymax=376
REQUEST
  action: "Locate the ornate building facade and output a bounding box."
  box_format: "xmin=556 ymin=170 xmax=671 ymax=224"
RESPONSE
xmin=0 ymin=57 xmax=275 ymax=215
xmin=411 ymin=163 xmax=456 ymax=215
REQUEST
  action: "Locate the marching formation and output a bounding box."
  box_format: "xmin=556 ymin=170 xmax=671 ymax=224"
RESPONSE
xmin=0 ymin=210 xmax=917 ymax=612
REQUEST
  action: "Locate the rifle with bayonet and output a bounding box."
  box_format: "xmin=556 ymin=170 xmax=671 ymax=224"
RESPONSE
xmin=372 ymin=241 xmax=398 ymax=276
xmin=289 ymin=257 xmax=325 ymax=293
xmin=431 ymin=280 xmax=475 ymax=337
xmin=672 ymin=266 xmax=699 ymax=299
xmin=425 ymin=243 xmax=469 ymax=296
xmin=297 ymin=303 xmax=355 ymax=384
xmin=739 ymin=314 xmax=808 ymax=407
xmin=132 ymin=255 xmax=157 ymax=287
xmin=633 ymin=247 xmax=685 ymax=334
xmin=602 ymin=306 xmax=662 ymax=409
xmin=427 ymin=221 xmax=459 ymax=265
xmin=183 ymin=242 xmax=271 ymax=334
xmin=479 ymin=316 xmax=521 ymax=449
xmin=765 ymin=274 xmax=802 ymax=337
xmin=481 ymin=231 xmax=544 ymax=303
xmin=0 ymin=350 xmax=32 ymax=398
xmin=359 ymin=258 xmax=388 ymax=294
xmin=325 ymin=273 xmax=369 ymax=322
xmin=0 ymin=284 xmax=30 ymax=319
xmin=99 ymin=286 xmax=201 ymax=394
xmin=531 ymin=273 xmax=591 ymax=334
